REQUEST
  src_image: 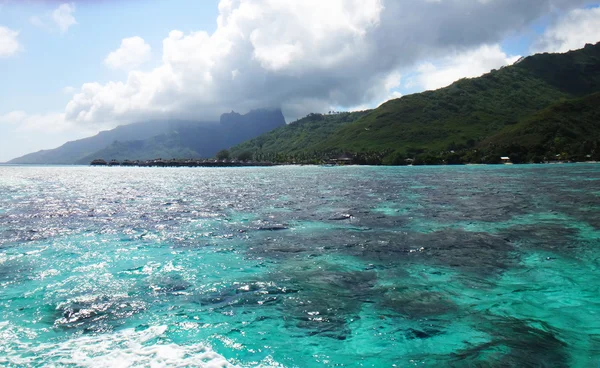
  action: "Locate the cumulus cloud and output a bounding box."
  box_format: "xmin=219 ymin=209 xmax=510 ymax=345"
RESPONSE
xmin=408 ymin=44 xmax=520 ymax=91
xmin=533 ymin=7 xmax=600 ymax=53
xmin=105 ymin=37 xmax=152 ymax=70
xmin=59 ymin=0 xmax=593 ymax=127
xmin=29 ymin=3 xmax=77 ymax=34
xmin=0 ymin=26 xmax=20 ymax=57
xmin=53 ymin=3 xmax=77 ymax=34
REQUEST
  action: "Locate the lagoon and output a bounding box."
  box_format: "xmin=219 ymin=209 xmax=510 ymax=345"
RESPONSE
xmin=0 ymin=165 xmax=599 ymax=367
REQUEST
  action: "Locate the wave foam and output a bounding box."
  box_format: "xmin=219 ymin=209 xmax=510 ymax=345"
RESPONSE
xmin=1 ymin=324 xmax=233 ymax=368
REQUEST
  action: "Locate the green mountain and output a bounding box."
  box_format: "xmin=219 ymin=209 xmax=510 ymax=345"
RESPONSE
xmin=231 ymin=42 xmax=600 ymax=164
xmin=481 ymin=92 xmax=600 ymax=162
xmin=230 ymin=111 xmax=371 ymax=161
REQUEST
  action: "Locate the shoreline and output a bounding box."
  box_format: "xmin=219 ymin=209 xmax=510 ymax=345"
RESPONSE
xmin=2 ymin=161 xmax=598 ymax=168
xmin=27 ymin=161 xmax=600 ymax=167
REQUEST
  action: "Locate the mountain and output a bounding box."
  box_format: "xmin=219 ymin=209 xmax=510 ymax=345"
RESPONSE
xmin=74 ymin=108 xmax=286 ymax=163
xmin=230 ymin=42 xmax=600 ymax=164
xmin=230 ymin=111 xmax=371 ymax=159
xmin=481 ymin=92 xmax=600 ymax=162
xmin=7 ymin=120 xmax=174 ymax=164
xmin=9 ymin=108 xmax=286 ymax=164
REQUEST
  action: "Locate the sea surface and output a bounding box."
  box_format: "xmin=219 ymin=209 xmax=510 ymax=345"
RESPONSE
xmin=0 ymin=165 xmax=599 ymax=367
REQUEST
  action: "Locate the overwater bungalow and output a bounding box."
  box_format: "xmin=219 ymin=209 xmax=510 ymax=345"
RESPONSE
xmin=90 ymin=159 xmax=107 ymax=166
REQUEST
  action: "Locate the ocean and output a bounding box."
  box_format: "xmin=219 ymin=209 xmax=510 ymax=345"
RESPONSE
xmin=0 ymin=165 xmax=599 ymax=367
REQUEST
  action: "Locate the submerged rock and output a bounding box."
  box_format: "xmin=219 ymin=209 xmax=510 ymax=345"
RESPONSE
xmin=146 ymin=274 xmax=191 ymax=294
xmin=54 ymin=295 xmax=146 ymax=333
xmin=449 ymin=316 xmax=569 ymax=367
xmin=380 ymin=289 xmax=457 ymax=319
xmin=405 ymin=327 xmax=443 ymax=340
xmin=273 ymin=266 xmax=377 ymax=340
xmin=191 ymin=282 xmax=298 ymax=310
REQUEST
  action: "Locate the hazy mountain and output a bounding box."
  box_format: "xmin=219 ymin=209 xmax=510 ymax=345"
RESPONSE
xmin=74 ymin=108 xmax=286 ymax=163
xmin=8 ymin=108 xmax=285 ymax=164
xmin=7 ymin=120 xmax=175 ymax=164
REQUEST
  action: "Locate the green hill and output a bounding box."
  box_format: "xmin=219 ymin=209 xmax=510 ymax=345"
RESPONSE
xmin=230 ymin=111 xmax=370 ymax=162
xmin=230 ymin=42 xmax=600 ymax=164
xmin=481 ymin=92 xmax=600 ymax=162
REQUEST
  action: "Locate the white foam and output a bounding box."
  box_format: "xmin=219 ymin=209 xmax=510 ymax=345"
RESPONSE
xmin=73 ymin=261 xmax=108 ymax=273
xmin=1 ymin=324 xmax=234 ymax=368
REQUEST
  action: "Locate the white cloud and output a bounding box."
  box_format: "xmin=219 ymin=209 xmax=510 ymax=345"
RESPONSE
xmin=0 ymin=112 xmax=94 ymax=162
xmin=0 ymin=110 xmax=98 ymax=162
xmin=105 ymin=37 xmax=152 ymax=70
xmin=52 ymin=3 xmax=77 ymax=34
xmin=0 ymin=110 xmax=27 ymax=124
xmin=533 ymin=7 xmax=600 ymax=53
xmin=0 ymin=26 xmax=20 ymax=57
xmin=29 ymin=3 xmax=78 ymax=34
xmin=0 ymin=111 xmax=73 ymax=132
xmin=408 ymin=44 xmax=520 ymax=91
xmin=51 ymin=0 xmax=597 ymax=127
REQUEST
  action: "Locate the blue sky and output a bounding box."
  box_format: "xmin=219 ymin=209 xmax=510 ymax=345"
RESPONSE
xmin=0 ymin=0 xmax=219 ymax=114
xmin=1 ymin=0 xmax=599 ymax=161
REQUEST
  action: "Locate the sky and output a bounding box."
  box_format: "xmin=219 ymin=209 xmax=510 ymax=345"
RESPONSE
xmin=0 ymin=0 xmax=599 ymax=162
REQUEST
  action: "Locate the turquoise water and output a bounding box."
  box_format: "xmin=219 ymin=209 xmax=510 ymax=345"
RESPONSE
xmin=0 ymin=164 xmax=599 ymax=367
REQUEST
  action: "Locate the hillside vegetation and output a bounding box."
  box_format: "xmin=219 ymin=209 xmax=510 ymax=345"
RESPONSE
xmin=230 ymin=111 xmax=370 ymax=161
xmin=481 ymin=92 xmax=600 ymax=162
xmin=230 ymin=42 xmax=600 ymax=164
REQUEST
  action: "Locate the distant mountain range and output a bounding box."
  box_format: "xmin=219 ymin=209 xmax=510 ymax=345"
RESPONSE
xmin=230 ymin=42 xmax=600 ymax=164
xmin=7 ymin=109 xmax=286 ymax=164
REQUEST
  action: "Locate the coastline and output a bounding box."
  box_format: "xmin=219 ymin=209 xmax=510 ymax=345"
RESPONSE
xmin=2 ymin=160 xmax=598 ymax=168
